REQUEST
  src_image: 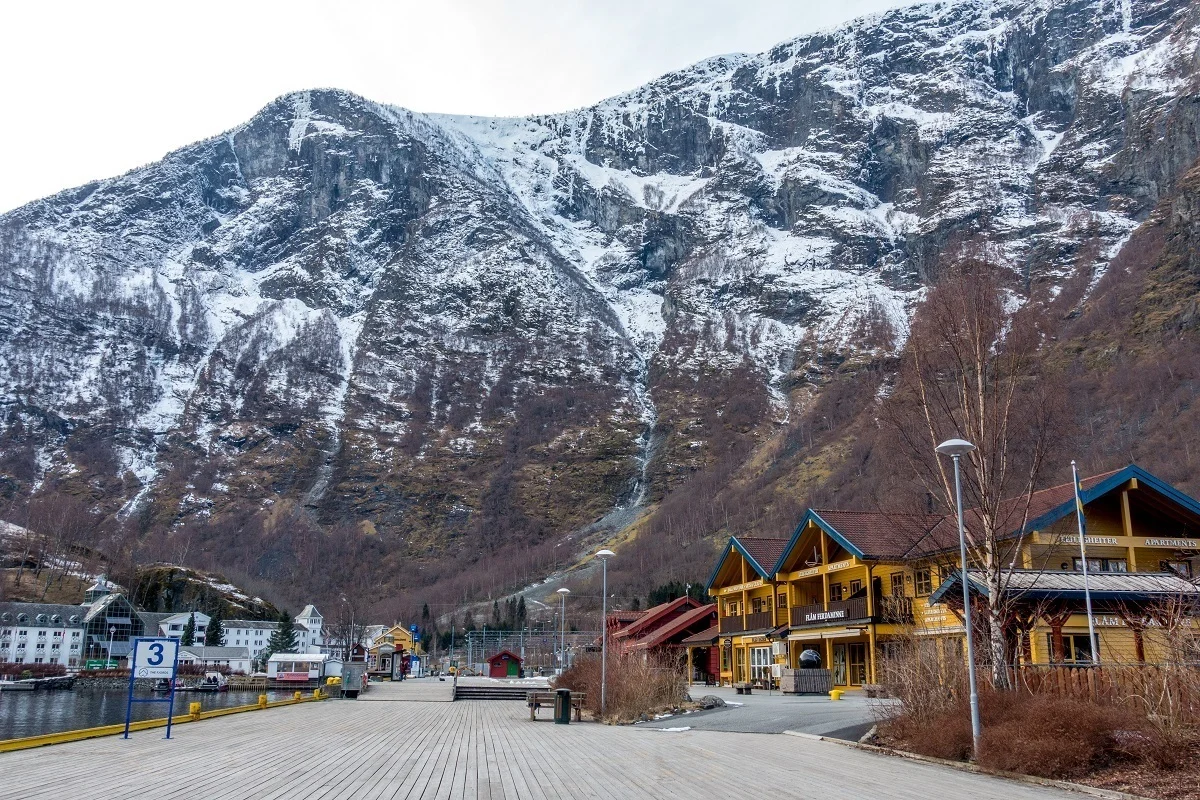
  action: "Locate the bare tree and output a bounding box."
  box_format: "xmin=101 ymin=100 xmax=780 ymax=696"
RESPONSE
xmin=885 ymin=261 xmax=1068 ymax=689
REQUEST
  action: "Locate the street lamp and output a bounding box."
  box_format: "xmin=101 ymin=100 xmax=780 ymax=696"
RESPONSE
xmin=595 ymin=549 xmax=615 ymax=717
xmin=106 ymin=625 xmax=116 ymax=668
xmin=556 ymin=588 xmax=571 ymax=673
xmin=340 ymin=595 xmax=355 ymax=662
xmin=936 ymin=437 xmax=982 ymax=759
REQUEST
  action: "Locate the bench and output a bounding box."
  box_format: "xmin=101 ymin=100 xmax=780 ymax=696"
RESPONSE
xmin=527 ymin=690 xmax=587 ymax=721
xmin=733 ymin=682 xmax=753 ymax=695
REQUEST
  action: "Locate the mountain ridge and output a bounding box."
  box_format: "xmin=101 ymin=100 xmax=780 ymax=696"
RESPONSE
xmin=0 ymin=0 xmax=1198 ymax=612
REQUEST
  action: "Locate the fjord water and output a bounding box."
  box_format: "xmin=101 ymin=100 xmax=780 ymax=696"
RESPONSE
xmin=0 ymin=688 xmax=295 ymax=740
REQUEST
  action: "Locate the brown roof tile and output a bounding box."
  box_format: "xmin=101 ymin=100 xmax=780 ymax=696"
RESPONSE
xmin=736 ymin=536 xmax=789 ymax=574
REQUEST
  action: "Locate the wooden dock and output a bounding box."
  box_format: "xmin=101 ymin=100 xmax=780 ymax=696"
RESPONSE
xmin=0 ymin=699 xmax=1081 ymax=799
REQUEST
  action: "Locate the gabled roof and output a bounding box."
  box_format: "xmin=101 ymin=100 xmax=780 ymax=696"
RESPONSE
xmin=613 ymin=596 xmax=699 ymax=640
xmin=487 ymin=649 xmax=521 ymax=662
xmin=628 ymin=604 xmax=717 ymax=650
xmin=0 ymin=602 xmax=86 ymax=627
xmin=775 ymin=509 xmax=943 ymax=568
xmin=706 ymin=536 xmax=788 ymax=591
xmin=225 ymin=619 xmax=278 ymax=630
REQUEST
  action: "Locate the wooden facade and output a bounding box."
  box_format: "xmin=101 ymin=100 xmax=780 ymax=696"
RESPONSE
xmin=705 ymin=465 xmax=1200 ymax=689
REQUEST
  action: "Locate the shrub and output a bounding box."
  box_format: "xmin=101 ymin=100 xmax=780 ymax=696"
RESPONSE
xmin=555 ymin=652 xmax=687 ymax=723
xmin=977 ymin=694 xmax=1139 ymax=779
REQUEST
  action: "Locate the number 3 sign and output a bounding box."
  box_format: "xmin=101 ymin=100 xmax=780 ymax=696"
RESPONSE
xmin=133 ymin=639 xmax=179 ymax=678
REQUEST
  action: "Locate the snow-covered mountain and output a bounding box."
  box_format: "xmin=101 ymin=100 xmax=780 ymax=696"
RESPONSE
xmin=0 ymin=0 xmax=1197 ymax=599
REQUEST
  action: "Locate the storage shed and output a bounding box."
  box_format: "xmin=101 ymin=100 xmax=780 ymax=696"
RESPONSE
xmin=486 ymin=650 xmax=522 ymax=678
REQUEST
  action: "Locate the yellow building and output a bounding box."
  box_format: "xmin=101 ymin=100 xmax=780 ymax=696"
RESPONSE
xmin=367 ymin=624 xmax=423 ymax=677
xmin=706 ymin=465 xmax=1200 ymax=689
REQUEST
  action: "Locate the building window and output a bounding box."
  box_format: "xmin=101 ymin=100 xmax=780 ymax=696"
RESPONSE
xmin=829 ymin=583 xmax=843 ymax=602
xmin=1047 ymin=633 xmax=1097 ymax=663
xmin=914 ymin=569 xmax=932 ymax=596
xmin=849 ymin=579 xmax=862 ymax=596
xmin=890 ymin=573 xmax=905 ymax=597
xmin=1072 ymin=558 xmax=1127 ymax=573
xmin=777 ymin=593 xmax=787 ymax=609
xmin=750 ymin=647 xmax=772 ymax=683
xmin=1161 ymin=560 xmax=1193 ymax=578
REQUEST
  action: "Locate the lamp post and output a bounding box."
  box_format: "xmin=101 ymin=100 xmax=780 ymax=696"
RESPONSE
xmin=595 ymin=549 xmax=615 ymax=717
xmin=340 ymin=595 xmax=355 ymax=662
xmin=106 ymin=625 xmax=116 ymax=668
xmin=556 ymin=588 xmax=571 ymax=673
xmin=936 ymin=438 xmax=982 ymax=759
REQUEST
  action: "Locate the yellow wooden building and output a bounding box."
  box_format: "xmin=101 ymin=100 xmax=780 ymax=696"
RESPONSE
xmin=705 ymin=465 xmax=1200 ymax=689
xmin=367 ymin=624 xmax=423 ymax=677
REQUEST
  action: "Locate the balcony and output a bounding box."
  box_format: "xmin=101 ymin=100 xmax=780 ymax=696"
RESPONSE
xmin=789 ymin=596 xmax=915 ymax=627
xmin=717 ymin=611 xmax=775 ymax=634
xmin=791 ymin=597 xmax=869 ymax=627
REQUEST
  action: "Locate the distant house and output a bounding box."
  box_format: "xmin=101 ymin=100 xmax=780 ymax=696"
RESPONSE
xmin=179 ymin=645 xmax=251 ymax=674
xmin=367 ymin=624 xmax=421 ymax=677
xmin=82 ymin=593 xmax=147 ymax=664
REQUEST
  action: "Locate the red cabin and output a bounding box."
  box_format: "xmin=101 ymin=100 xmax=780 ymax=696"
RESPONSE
xmin=487 ymin=650 xmax=522 ymax=678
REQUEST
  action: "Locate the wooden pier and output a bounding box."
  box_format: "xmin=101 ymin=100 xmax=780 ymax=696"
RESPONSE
xmin=0 ymin=697 xmax=1081 ymax=799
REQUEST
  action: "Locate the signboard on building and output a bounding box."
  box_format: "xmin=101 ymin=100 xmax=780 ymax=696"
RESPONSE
xmin=802 ymin=608 xmax=847 ymax=624
xmin=1145 ymin=538 xmax=1199 ymax=549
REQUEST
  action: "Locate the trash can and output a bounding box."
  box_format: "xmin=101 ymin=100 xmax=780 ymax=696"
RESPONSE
xmin=554 ymin=688 xmax=571 ymax=725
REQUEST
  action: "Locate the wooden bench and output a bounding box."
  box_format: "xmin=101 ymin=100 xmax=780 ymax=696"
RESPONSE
xmin=733 ymin=682 xmax=753 ymax=695
xmin=527 ymin=690 xmax=587 ymax=721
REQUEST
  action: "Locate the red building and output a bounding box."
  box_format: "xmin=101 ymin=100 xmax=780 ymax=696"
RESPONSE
xmin=487 ymin=649 xmax=522 ymax=678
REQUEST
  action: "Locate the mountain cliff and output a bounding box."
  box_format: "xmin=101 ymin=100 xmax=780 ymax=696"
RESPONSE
xmin=1 ymin=0 xmax=1198 ymax=608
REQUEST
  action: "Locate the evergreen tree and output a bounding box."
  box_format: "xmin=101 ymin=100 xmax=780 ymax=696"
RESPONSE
xmin=205 ymin=605 xmax=225 ymax=646
xmin=491 ymin=600 xmax=501 ymax=628
xmin=265 ymin=609 xmax=298 ymax=656
xmin=516 ymin=596 xmax=527 ymax=627
xmin=181 ymin=612 xmax=196 ymax=646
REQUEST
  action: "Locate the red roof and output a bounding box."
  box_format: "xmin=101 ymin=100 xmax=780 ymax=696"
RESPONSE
xmin=679 ymin=625 xmax=719 ymax=646
xmin=613 ymin=596 xmax=699 ymax=640
xmin=628 ymin=604 xmax=717 ymax=650
xmin=736 ymin=536 xmax=789 ymax=573
xmin=486 ymin=649 xmax=521 ymax=664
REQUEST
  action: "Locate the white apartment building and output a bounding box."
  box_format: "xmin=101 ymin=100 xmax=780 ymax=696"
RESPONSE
xmin=225 ymin=620 xmax=276 ymax=660
xmin=0 ymin=603 xmax=86 ymax=668
xmin=156 ymin=612 xmax=210 ymax=641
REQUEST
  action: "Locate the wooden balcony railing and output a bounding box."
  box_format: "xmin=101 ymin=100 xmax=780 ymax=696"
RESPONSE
xmin=717 ymin=610 xmax=775 ymax=634
xmin=790 ymin=597 xmax=869 ymax=627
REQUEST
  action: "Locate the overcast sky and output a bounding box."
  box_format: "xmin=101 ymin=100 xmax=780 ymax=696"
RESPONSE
xmin=0 ymin=0 xmax=917 ymax=213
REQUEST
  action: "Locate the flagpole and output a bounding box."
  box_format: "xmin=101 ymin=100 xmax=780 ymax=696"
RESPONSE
xmin=1072 ymin=460 xmax=1100 ymax=664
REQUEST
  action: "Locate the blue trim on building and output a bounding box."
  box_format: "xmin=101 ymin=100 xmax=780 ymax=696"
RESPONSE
xmin=705 ymin=537 xmax=774 ymax=593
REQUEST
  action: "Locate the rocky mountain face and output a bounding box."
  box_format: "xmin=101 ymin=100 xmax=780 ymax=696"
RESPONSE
xmin=0 ymin=0 xmax=1197 ymax=608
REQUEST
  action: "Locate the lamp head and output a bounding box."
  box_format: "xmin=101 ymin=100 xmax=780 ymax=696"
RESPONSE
xmin=557 ymin=588 xmax=571 ymax=595
xmin=936 ymin=438 xmax=976 ymax=457
xmin=595 ymin=549 xmax=615 ymax=558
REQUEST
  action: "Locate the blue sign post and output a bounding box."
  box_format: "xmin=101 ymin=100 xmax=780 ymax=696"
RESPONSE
xmin=123 ymin=637 xmax=181 ymax=740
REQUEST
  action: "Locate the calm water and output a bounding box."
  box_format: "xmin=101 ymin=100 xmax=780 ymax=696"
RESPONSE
xmin=0 ymin=687 xmax=297 ymax=740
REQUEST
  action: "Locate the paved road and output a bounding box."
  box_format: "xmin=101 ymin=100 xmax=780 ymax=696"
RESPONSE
xmin=637 ymin=686 xmax=884 ymax=739
xmin=0 ymin=697 xmax=1079 ymax=799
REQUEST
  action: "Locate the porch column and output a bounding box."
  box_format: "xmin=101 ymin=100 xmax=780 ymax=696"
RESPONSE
xmin=868 ymin=624 xmax=878 ymax=684
xmin=686 ymin=646 xmax=694 ymax=684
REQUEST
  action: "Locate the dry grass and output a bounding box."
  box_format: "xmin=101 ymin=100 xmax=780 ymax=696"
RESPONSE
xmin=554 ymin=652 xmax=687 ymax=724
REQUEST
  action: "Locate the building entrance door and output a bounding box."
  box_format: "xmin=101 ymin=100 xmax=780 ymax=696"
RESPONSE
xmin=848 ymin=642 xmax=867 ymax=686
xmin=832 ymin=644 xmax=847 ymax=686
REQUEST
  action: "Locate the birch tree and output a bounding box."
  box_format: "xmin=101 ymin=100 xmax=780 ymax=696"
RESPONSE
xmin=886 ymin=261 xmax=1066 ymax=689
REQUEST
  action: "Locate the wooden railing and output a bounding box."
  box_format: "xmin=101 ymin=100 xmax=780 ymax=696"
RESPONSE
xmin=717 ymin=611 xmax=774 ymax=634
xmin=791 ymin=597 xmax=869 ymax=627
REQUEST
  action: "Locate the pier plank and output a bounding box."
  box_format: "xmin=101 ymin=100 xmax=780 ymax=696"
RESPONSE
xmin=2 ymin=696 xmax=1088 ymax=800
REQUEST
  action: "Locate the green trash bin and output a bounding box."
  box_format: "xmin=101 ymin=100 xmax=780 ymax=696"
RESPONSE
xmin=554 ymin=688 xmax=571 ymax=725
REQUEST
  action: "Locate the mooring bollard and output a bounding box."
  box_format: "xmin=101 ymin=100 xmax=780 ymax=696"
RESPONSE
xmin=258 ymin=694 xmax=268 ymax=708
xmin=313 ymin=688 xmax=322 ymax=699
xmin=294 ymin=691 xmax=302 ymax=701
xmin=829 ymin=689 xmax=844 ymax=701
xmin=189 ymin=702 xmax=202 ymax=720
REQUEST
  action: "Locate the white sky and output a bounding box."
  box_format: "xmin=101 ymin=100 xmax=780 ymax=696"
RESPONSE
xmin=0 ymin=0 xmax=916 ymax=213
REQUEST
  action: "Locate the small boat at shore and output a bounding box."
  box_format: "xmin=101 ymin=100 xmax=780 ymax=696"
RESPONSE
xmin=0 ymin=680 xmax=36 ymax=692
xmin=191 ymin=672 xmax=228 ymax=693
